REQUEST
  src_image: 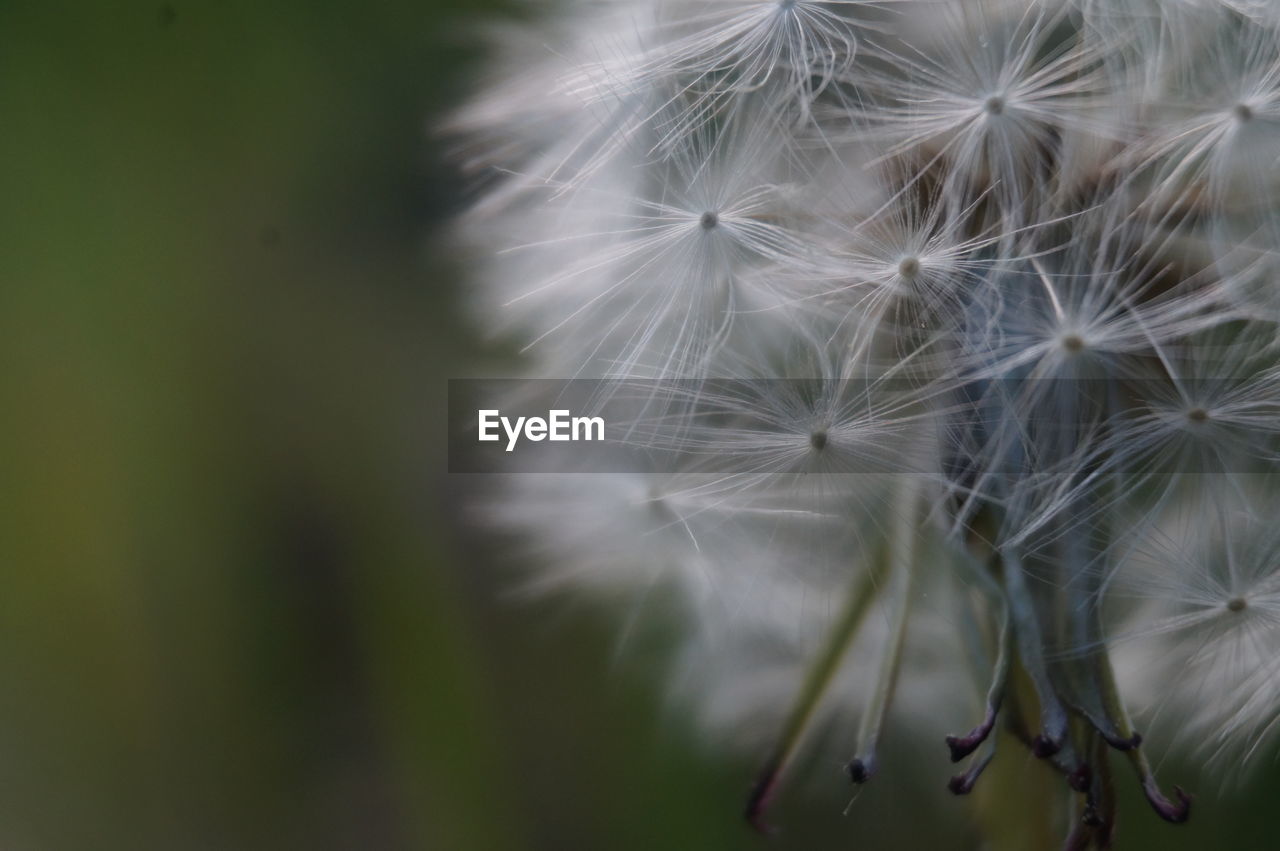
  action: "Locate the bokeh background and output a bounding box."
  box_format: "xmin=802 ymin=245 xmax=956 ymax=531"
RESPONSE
xmin=3 ymin=2 xmax=1280 ymax=848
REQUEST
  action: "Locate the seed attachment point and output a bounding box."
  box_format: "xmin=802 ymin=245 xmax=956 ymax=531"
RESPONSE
xmin=845 ymin=758 xmax=873 ymax=784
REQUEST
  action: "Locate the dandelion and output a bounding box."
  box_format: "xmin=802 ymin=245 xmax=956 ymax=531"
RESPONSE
xmin=629 ymin=0 xmax=899 ymax=128
xmin=851 ymin=3 xmax=1117 ymax=229
xmin=467 ymin=102 xmax=821 ymax=379
xmin=1123 ymin=9 xmax=1280 ymax=227
xmin=1100 ymin=324 xmax=1280 ymax=494
xmin=452 ymin=0 xmax=1280 ymax=846
xmin=805 ymin=166 xmax=1013 ymax=334
xmin=1107 ymin=478 xmax=1280 ymax=774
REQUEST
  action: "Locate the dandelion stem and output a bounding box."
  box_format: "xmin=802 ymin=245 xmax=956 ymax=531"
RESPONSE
xmin=947 ymin=588 xmax=1012 ymax=763
xmin=1002 ymin=549 xmax=1070 ymax=755
xmin=744 ymin=525 xmax=892 ymax=830
xmin=1086 ymin=729 xmax=1118 ymax=847
xmin=1092 ymin=648 xmax=1191 ymax=823
xmin=948 ymin=736 xmax=997 ymax=795
xmin=847 ymin=474 xmax=924 ymax=784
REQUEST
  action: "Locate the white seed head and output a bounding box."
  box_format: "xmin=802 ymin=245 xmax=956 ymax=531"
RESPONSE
xmin=455 ymin=0 xmax=1280 ymax=830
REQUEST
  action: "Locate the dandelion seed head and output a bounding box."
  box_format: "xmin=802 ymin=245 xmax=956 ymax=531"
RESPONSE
xmin=456 ymin=0 xmax=1280 ymax=834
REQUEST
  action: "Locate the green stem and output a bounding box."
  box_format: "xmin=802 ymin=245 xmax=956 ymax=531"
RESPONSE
xmin=743 ymin=516 xmax=892 ymax=829
xmin=848 ymin=474 xmax=922 ymax=782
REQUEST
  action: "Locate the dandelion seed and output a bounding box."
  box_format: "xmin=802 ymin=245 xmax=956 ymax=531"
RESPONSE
xmin=1108 ymin=479 xmax=1280 ymax=775
xmin=1124 ymin=10 xmax=1280 ymax=222
xmin=853 ymin=3 xmax=1116 ymax=228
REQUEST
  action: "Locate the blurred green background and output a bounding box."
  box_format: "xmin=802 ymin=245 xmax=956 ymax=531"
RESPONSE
xmin=2 ymin=2 xmax=1280 ymax=849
